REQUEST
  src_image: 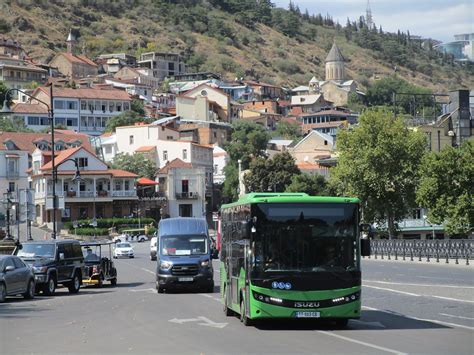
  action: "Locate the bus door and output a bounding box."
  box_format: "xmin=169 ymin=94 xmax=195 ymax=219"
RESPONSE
xmin=230 ymin=239 xmax=249 ymax=306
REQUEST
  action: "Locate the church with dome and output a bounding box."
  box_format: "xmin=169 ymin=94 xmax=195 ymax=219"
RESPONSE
xmin=291 ymin=42 xmax=362 ymax=108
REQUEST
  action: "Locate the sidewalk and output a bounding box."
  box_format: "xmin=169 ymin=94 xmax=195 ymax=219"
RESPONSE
xmin=362 ymin=255 xmax=472 ymax=268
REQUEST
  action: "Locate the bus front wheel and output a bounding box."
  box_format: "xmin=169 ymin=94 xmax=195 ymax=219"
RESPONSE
xmin=334 ymin=319 xmax=349 ymax=328
xmin=240 ymin=299 xmax=252 ymax=326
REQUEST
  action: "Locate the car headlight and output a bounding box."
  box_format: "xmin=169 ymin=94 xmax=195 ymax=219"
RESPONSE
xmin=33 ymin=266 xmax=48 ymax=273
xmin=200 ymin=260 xmax=210 ymax=267
xmin=160 ymin=261 xmax=172 ymax=270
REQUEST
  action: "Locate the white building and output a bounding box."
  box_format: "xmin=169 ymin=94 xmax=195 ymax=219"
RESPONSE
xmin=157 ymin=159 xmax=206 ymax=218
xmin=212 ymin=145 xmax=227 ymax=185
xmin=138 ymin=52 xmax=186 ymax=80
xmin=31 ymin=146 xmax=138 ymax=228
xmin=104 ymin=78 xmax=153 ymax=103
xmin=12 ymin=87 xmax=132 ymax=136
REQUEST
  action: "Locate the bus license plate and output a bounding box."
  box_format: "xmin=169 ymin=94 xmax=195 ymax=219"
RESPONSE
xmin=178 ymin=277 xmax=193 ymax=282
xmin=295 ymin=311 xmax=320 ymax=318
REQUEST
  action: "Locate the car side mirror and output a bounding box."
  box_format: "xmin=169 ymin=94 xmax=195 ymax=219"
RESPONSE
xmin=5 ymin=265 xmax=15 ymax=272
xmin=361 ymin=239 xmax=371 ymax=257
xmin=59 ymin=253 xmax=65 ymax=260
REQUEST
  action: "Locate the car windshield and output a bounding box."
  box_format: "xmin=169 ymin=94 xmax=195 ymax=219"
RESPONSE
xmin=161 ymin=235 xmax=208 ymax=256
xmin=17 ymin=244 xmax=55 ymax=258
xmin=116 ymin=243 xmax=131 ymax=248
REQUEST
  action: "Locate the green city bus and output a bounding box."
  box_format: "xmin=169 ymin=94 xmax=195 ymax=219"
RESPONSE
xmin=219 ymin=193 xmax=371 ymax=326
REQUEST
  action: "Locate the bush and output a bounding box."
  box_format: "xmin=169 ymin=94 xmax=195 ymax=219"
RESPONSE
xmin=73 ymin=228 xmax=109 ymax=236
xmin=274 ymin=59 xmax=301 ymax=75
xmin=65 ymin=217 xmax=155 ymax=231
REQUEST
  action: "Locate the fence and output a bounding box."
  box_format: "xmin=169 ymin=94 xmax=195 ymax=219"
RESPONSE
xmin=365 ymin=239 xmax=473 ymax=265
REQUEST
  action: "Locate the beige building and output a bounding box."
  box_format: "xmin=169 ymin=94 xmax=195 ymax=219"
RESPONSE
xmin=114 ymin=66 xmax=161 ymax=90
xmin=180 ymin=84 xmax=231 ymax=122
xmin=287 ymin=130 xmax=335 ymax=164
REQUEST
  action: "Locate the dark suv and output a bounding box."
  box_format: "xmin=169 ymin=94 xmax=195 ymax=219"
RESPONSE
xmin=16 ymin=240 xmax=85 ymax=296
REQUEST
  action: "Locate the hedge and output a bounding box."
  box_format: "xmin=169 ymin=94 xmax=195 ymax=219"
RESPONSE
xmin=73 ymin=228 xmax=109 ymax=236
xmin=65 ymin=217 xmax=155 ymax=231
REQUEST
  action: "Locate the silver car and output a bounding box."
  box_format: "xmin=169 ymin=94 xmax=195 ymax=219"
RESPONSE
xmin=0 ymin=255 xmax=36 ymax=302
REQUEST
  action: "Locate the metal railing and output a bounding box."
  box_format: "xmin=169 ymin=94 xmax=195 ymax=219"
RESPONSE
xmin=175 ymin=192 xmax=199 ymax=199
xmin=112 ymin=190 xmax=136 ymax=197
xmin=364 ymin=239 xmax=473 ymax=265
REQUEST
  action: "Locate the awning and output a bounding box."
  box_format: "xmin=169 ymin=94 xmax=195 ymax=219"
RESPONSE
xmin=137 ymin=177 xmax=158 ymax=185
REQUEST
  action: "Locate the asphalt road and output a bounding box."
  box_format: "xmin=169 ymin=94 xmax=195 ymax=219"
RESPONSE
xmin=1 ymin=242 xmax=473 ymax=355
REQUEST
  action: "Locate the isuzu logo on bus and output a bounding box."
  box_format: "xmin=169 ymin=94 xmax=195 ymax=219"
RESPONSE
xmin=272 ymin=282 xmax=292 ymax=290
xmin=294 ymin=302 xmax=320 ymax=308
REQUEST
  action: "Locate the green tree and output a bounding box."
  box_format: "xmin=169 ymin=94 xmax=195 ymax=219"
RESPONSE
xmin=328 ymin=108 xmax=426 ymax=238
xmin=286 ymin=173 xmax=327 ymax=195
xmin=131 ymin=99 xmax=145 ymax=115
xmin=272 ymin=120 xmax=302 ymax=141
xmin=111 ymin=153 xmax=156 ymax=179
xmin=105 ymin=111 xmax=149 ymax=132
xmin=0 ymin=117 xmax=33 ymax=132
xmin=244 ymin=151 xmax=300 ymax=193
xmin=222 ymin=120 xmax=270 ymax=201
xmin=0 ymin=82 xmax=12 ymax=109
xmin=416 ymin=141 xmax=473 ymax=236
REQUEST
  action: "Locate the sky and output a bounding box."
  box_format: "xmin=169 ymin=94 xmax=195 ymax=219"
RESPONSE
xmin=273 ymin=0 xmax=473 ymax=42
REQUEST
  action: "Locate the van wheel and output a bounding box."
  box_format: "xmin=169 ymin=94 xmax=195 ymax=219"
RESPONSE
xmin=43 ymin=275 xmax=56 ymax=296
xmin=110 ymin=277 xmax=117 ymax=286
xmin=157 ymin=286 xmax=164 ymax=294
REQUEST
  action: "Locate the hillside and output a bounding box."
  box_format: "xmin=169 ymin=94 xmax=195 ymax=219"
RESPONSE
xmin=1 ymin=0 xmax=472 ymax=91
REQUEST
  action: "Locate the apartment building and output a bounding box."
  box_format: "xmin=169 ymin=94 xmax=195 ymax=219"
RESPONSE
xmin=138 ymin=52 xmax=185 ymax=81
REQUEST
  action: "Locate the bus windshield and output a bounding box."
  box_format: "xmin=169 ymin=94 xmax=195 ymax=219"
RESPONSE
xmin=251 ymin=203 xmax=358 ymax=276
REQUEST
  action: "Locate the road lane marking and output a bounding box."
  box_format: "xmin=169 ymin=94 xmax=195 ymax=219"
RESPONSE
xmin=169 ymin=316 xmax=227 ymax=328
xmin=439 ymin=313 xmax=474 ymax=320
xmin=317 ymin=331 xmax=406 ymax=354
xmin=431 ymin=295 xmax=474 ymax=303
xmin=129 ymin=288 xmax=156 ymax=294
xmin=115 ymin=260 xmax=155 ymax=275
xmin=199 ymin=294 xmax=221 ymax=302
xmin=362 ymin=306 xmax=474 ymax=331
xmin=363 ymin=285 xmax=421 ymax=297
xmin=364 ymin=280 xmax=474 ymax=289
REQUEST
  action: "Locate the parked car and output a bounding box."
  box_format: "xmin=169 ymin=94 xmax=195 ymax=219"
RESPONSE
xmin=136 ymin=234 xmax=148 ymax=243
xmin=150 ymin=236 xmax=158 ymax=261
xmin=15 ymin=240 xmax=84 ymax=296
xmin=113 ymin=242 xmax=134 ymax=258
xmin=0 ymin=255 xmax=35 ymax=302
xmin=81 ymin=241 xmax=117 ymax=287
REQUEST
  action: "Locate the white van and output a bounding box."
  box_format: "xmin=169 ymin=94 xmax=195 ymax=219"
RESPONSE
xmin=150 ymin=237 xmax=158 ymax=261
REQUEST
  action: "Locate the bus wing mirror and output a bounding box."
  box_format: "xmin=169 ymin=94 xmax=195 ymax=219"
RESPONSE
xmin=360 ymin=239 xmax=371 ymax=257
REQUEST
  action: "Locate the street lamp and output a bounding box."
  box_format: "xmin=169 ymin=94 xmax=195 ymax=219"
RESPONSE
xmin=1 ymin=86 xmax=60 ymax=237
xmin=237 ymin=159 xmax=242 ymax=197
xmin=2 ymin=189 xmax=14 ymax=240
xmin=423 ymin=215 xmax=436 ymax=240
xmin=52 ymin=158 xmax=82 ymax=239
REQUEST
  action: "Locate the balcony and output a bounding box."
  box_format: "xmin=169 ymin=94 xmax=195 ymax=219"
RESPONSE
xmin=175 ymin=192 xmax=199 ymax=200
xmin=111 ymin=190 xmax=136 ymax=197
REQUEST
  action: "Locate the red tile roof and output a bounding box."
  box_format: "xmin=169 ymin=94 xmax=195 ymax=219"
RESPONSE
xmin=40 ymin=147 xmax=82 ymax=170
xmin=135 ymin=146 xmax=156 ymax=152
xmin=158 ymin=158 xmax=193 ymax=174
xmin=59 ymin=52 xmax=98 ymax=67
xmin=33 ymin=86 xmax=131 ymax=101
xmin=12 ymin=103 xmax=49 ymax=114
xmin=37 ymin=169 xmax=138 ymax=178
xmin=0 ymin=131 xmax=92 ymax=154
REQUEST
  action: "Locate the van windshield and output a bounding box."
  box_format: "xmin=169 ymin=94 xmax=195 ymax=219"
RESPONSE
xmin=161 ymin=235 xmax=208 ymax=256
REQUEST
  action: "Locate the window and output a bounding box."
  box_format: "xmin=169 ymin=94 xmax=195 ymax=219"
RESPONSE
xmin=129 ymin=135 xmax=134 ymax=145
xmin=67 ymin=101 xmax=77 ymax=110
xmin=40 ymin=117 xmax=49 ymax=125
xmin=79 ymin=182 xmax=86 ymax=191
xmin=81 ymin=100 xmax=87 ymax=110
xmin=101 ymin=102 xmax=107 ymax=112
xmin=124 ymin=181 xmax=130 ymax=190
xmin=95 ymin=100 xmax=101 ymax=111
xmin=182 ymin=149 xmax=187 ymax=160
xmin=27 ymin=116 xmax=40 ymax=125
xmin=214 ymin=164 xmax=218 ymax=174
xmin=8 ymin=182 xmax=15 ymax=192
xmin=105 ymin=146 xmax=112 ymax=154
xmin=324 ymin=140 xmax=328 ymax=145
xmin=55 ymin=117 xmax=66 ymax=126
xmin=179 ymin=204 xmax=192 ymax=217
xmin=163 ymin=150 xmax=168 ymax=161
xmin=67 ymin=118 xmax=78 ymax=127
xmin=79 ymin=207 xmax=88 ymax=219
xmin=123 ymin=102 xmax=130 ymax=111
xmin=115 ymin=180 xmax=122 ymax=191
xmin=78 ymin=157 xmax=88 ymax=168
xmin=54 ymin=100 xmax=64 ymax=109
xmin=116 ymin=102 xmax=122 ymax=112
xmin=108 ymin=102 xmax=114 ymax=112
xmin=181 ymin=180 xmax=189 ymax=193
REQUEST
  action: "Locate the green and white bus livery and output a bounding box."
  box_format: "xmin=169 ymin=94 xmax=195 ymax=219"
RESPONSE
xmin=219 ymin=193 xmax=370 ymax=326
